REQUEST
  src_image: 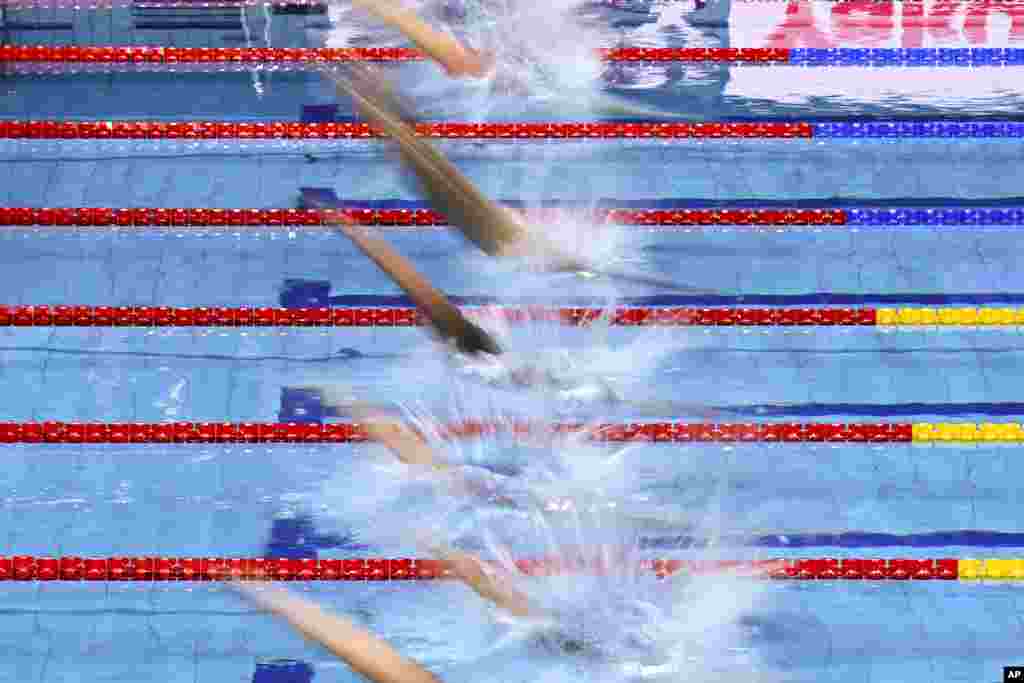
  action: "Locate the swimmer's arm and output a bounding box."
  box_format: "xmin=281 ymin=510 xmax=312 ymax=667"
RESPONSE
xmin=352 ymin=0 xmax=492 ymax=77
xmin=325 ymin=65 xmax=533 ymax=264
xmin=362 ymin=415 xmax=502 ymax=498
xmin=232 ymin=582 xmax=442 ymax=683
xmin=348 ymin=406 xmax=502 ymax=498
xmin=355 ymin=408 xmax=440 ymax=468
xmin=319 ymin=207 xmax=500 ymax=356
xmin=325 ymin=212 xmax=462 ymax=339
xmin=443 ymin=551 xmax=535 ymax=619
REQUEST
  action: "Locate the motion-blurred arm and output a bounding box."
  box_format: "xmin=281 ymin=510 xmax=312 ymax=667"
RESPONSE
xmin=232 ymin=582 xmax=442 ymax=683
xmin=323 ymin=65 xmax=714 ymax=293
xmin=352 ymin=0 xmax=493 ymax=77
xmin=320 ymin=205 xmax=501 ymax=356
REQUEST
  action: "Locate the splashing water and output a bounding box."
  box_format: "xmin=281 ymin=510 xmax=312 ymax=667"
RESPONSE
xmin=306 ymin=4 xmax=777 ymax=679
xmin=312 ymin=374 xmax=781 ymax=680
xmin=321 ymin=0 xmax=678 ymax=120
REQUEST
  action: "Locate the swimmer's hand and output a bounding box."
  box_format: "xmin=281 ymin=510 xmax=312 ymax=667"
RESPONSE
xmin=415 ymin=541 xmax=536 ymax=619
xmin=456 ymin=320 xmax=503 ymax=356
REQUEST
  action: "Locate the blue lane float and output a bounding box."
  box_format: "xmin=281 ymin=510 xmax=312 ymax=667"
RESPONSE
xmin=846 ymin=208 xmax=1024 ymax=226
xmin=812 ymin=121 xmax=1024 ymax=138
xmin=787 ymin=47 xmax=1024 ymax=66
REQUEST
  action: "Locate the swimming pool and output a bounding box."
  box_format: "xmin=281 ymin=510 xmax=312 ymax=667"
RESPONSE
xmin=2 ymin=0 xmax=1024 ymax=682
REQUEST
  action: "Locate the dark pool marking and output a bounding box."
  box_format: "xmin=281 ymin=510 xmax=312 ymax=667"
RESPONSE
xmin=8 ymin=345 xmax=1024 ymax=362
xmin=299 ymin=188 xmax=1024 ymax=210
xmin=283 ymin=290 xmax=1024 ymax=307
xmin=2 ymin=22 xmax=74 ymax=30
xmin=133 ymin=21 xmax=244 ymax=29
xmin=253 ymin=660 xmax=314 ymax=683
xmin=280 ymin=381 xmax=1024 ymax=423
xmin=705 ymin=402 xmax=1024 ymax=417
xmin=301 ymin=105 xmax=1024 ymax=125
xmin=0 ymin=346 xmax=388 ymax=363
xmin=640 ymin=530 xmax=1024 ymax=549
xmin=265 ymin=515 xmax=369 ymax=559
xmin=0 ymin=607 xmax=261 ymax=616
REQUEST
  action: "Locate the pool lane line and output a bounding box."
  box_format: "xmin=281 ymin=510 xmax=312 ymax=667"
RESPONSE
xmin=0 ymin=556 xmax=1019 ymax=581
xmin=5 ymin=45 xmax=1024 ymax=67
xmin=296 ymin=292 xmax=1024 ymax=307
xmin=10 ymin=200 xmax=1024 ymax=227
xmin=4 ymin=119 xmax=1024 ymax=139
xmin=1 ymin=45 xmax=791 ymax=65
xmin=9 ymin=304 xmax=1024 ymax=327
xmin=6 ymin=420 xmax=1024 ymax=443
xmin=640 ymin=531 xmax=1024 ymax=549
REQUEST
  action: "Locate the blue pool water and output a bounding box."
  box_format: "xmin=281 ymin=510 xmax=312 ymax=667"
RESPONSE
xmin=2 ymin=0 xmax=1024 ymax=682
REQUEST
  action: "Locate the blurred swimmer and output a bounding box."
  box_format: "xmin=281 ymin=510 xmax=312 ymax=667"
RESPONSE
xmin=321 ymin=207 xmax=501 ymax=356
xmin=290 ymin=208 xmax=720 ymax=413
xmin=231 ymin=414 xmax=549 ymax=681
xmin=351 ymin=401 xmax=521 ymax=504
xmin=353 ymin=0 xmax=494 ymax=78
xmin=321 ymin=63 xmax=713 ymax=293
xmin=290 ymin=211 xmax=715 ymax=413
xmin=288 ymin=390 xmax=549 ymax=508
xmin=346 ymin=0 xmax=684 ymax=119
xmin=232 ymin=581 xmax=443 ymax=683
xmin=305 ymin=170 xmax=712 ymax=413
xmin=231 ymin=542 xmax=543 ymax=682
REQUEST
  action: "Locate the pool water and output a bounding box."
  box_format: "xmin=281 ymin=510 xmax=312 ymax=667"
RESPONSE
xmin=2 ymin=0 xmax=1024 ymax=682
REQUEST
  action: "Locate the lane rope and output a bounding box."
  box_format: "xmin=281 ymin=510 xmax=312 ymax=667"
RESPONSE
xmin=0 ymin=555 xmax=1015 ymax=581
xmin=0 ymin=45 xmax=791 ymax=65
xmin=3 ymin=420 xmax=1024 ymax=443
xmin=7 ymin=204 xmax=1024 ymax=227
xmin=0 ymin=120 xmax=814 ymax=139
xmin=2 ymin=120 xmax=1022 ymax=139
xmin=4 ymin=46 xmax=1024 ymax=67
xmin=5 ymin=304 xmax=1024 ymax=326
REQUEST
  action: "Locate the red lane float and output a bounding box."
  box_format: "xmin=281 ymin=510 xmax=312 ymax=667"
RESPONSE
xmin=0 ymin=120 xmax=815 ymax=140
xmin=0 ymin=305 xmax=878 ymax=327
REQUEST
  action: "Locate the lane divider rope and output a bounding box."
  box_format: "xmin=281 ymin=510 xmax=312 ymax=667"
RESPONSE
xmin=0 ymin=45 xmax=791 ymax=65
xmin=5 ymin=421 xmax=1024 ymax=443
xmin=0 ymin=556 xmax=1018 ymax=581
xmin=2 ymin=120 xmax=1024 ymax=139
xmin=0 ymin=206 xmax=848 ymax=227
xmin=0 ymin=120 xmax=814 ymax=139
xmin=4 ymin=46 xmax=1024 ymax=67
xmin=4 ymin=206 xmax=1024 ymax=227
xmin=6 ymin=120 xmax=1024 ymax=139
xmin=5 ymin=304 xmax=1024 ymax=326
xmin=0 ymin=304 xmax=878 ymax=327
